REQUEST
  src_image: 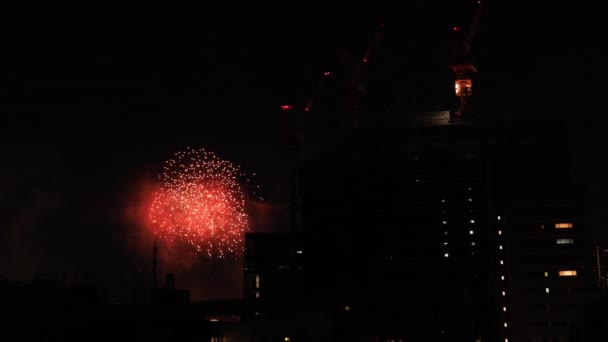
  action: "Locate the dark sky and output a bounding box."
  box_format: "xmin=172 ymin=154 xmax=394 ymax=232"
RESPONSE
xmin=1 ymin=1 xmax=605 ymax=280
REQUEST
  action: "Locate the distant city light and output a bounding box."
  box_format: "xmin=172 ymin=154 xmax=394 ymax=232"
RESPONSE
xmin=280 ymin=105 xmax=294 ymax=111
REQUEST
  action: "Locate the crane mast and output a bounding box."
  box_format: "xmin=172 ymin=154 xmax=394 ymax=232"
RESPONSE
xmin=449 ymin=0 xmax=483 ymax=121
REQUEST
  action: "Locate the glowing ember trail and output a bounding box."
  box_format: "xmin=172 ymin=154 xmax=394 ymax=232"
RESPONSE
xmin=149 ymin=147 xmax=249 ymax=259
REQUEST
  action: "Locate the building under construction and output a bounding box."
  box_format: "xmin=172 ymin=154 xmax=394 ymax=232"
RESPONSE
xmin=243 ymin=1 xmax=597 ymax=341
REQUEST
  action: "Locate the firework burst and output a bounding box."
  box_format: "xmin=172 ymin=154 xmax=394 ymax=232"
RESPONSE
xmin=149 ymin=147 xmax=250 ymax=259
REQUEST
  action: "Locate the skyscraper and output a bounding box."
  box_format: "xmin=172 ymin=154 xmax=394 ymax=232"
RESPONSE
xmin=295 ymin=109 xmax=593 ymax=341
xmin=244 ymin=3 xmax=595 ymax=340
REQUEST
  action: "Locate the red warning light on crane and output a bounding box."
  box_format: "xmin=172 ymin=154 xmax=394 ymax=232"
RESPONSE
xmin=280 ymin=105 xmax=294 ymax=111
xmin=324 ymin=71 xmax=331 ymax=76
xmin=452 ymin=26 xmax=461 ymax=32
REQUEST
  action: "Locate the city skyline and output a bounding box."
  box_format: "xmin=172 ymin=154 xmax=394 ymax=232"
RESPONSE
xmin=1 ymin=1 xmax=606 ymax=340
xmin=4 ymin=1 xmax=605 ymax=278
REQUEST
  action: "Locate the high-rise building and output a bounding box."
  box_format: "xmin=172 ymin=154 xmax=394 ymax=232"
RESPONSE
xmin=246 ymin=3 xmax=595 ymax=341
xmin=294 ymin=112 xmax=594 ymax=341
xmin=502 ymin=185 xmax=594 ymax=342
xmin=592 ymin=246 xmax=608 ymax=289
xmin=250 ymin=105 xmax=592 ymax=341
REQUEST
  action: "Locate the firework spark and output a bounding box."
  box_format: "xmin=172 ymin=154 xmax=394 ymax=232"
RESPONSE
xmin=149 ymin=147 xmax=249 ymax=259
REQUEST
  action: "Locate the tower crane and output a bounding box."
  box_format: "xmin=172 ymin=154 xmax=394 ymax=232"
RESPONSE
xmin=279 ymin=23 xmax=384 ymax=232
xmin=449 ymin=0 xmax=483 ymax=120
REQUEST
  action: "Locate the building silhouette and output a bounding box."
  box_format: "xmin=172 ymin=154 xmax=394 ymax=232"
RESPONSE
xmin=592 ymin=246 xmax=608 ymax=289
xmin=282 ymin=106 xmax=593 ymax=341
xmin=246 ymin=5 xmax=596 ymax=340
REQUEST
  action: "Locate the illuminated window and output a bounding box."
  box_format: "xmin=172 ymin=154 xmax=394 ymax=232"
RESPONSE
xmin=505 ymin=339 xmax=509 ymax=342
xmin=498 ymin=230 xmax=502 ymax=235
xmin=545 ymin=288 xmax=550 ymax=293
xmin=443 ymin=242 xmax=448 ymax=245
xmin=501 ymin=275 xmax=505 ymax=280
xmin=555 ymin=223 xmax=573 ymax=229
xmin=500 ymin=260 xmax=504 ymax=265
xmin=559 ymin=270 xmax=577 ymax=277
xmin=470 ymin=230 xmax=474 ymax=235
xmin=444 ymin=253 xmax=449 ymax=258
xmin=468 ymin=187 xmax=472 ymax=191
xmin=455 ymin=79 xmax=473 ymax=96
xmin=470 ymin=219 xmax=475 ymax=224
xmin=344 ymin=305 xmax=351 ymax=311
xmin=296 ymin=250 xmax=303 ymax=254
xmin=557 ymin=238 xmax=574 ymax=244
xmin=541 ymin=224 xmax=545 ymax=229
xmin=443 ymin=220 xmax=448 ymax=224
xmin=255 ymin=274 xmax=260 ymax=288
xmin=503 ymin=306 xmax=507 ymax=312
xmin=502 ymin=291 xmax=506 ymax=296
xmin=504 ymin=322 xmax=508 ymax=328
xmin=441 ymin=199 xmax=446 ymax=203
xmin=499 ymin=245 xmax=503 ymax=250
xmin=471 ymin=241 xmax=476 ymax=246
xmin=284 ymin=337 xmax=291 ymax=342
xmin=255 ymin=291 xmax=260 ymax=298
xmin=498 ymin=215 xmax=501 ymax=220
xmin=468 ymin=198 xmax=473 ymax=202
xmin=544 ymin=271 xmax=549 ymax=277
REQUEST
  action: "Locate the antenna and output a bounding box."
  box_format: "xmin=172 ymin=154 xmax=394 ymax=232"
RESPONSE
xmin=152 ymin=240 xmax=158 ymax=290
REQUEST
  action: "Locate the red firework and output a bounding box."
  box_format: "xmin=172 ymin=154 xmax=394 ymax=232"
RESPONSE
xmin=149 ymin=147 xmax=249 ymax=259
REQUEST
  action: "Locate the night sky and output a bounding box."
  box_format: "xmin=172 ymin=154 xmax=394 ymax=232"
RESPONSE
xmin=1 ymin=1 xmax=605 ymax=281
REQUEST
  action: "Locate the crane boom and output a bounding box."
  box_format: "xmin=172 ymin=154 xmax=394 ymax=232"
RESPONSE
xmin=449 ymin=0 xmax=483 ymax=121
